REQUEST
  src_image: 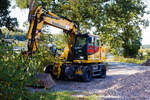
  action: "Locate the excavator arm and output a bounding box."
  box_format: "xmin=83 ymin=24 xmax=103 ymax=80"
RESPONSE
xmin=27 ymin=6 xmax=78 ymax=55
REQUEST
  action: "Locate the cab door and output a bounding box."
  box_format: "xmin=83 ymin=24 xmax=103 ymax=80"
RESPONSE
xmin=87 ymin=36 xmax=95 ymax=60
xmin=94 ymin=37 xmax=100 ymax=60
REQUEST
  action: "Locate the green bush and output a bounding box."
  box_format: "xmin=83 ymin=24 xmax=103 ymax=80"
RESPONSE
xmin=0 ymin=40 xmax=37 ymax=99
xmin=110 ymin=56 xmax=146 ymax=64
xmin=31 ymin=46 xmax=60 ymax=72
xmin=145 ymin=49 xmax=150 ymax=57
xmin=0 ymin=39 xmax=63 ymax=99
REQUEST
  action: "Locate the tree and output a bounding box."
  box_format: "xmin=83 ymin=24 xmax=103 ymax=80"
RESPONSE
xmin=16 ymin=0 xmax=149 ymax=57
xmin=16 ymin=0 xmax=109 ymax=32
xmin=100 ymin=0 xmax=149 ymax=57
xmin=0 ymin=0 xmax=18 ymax=31
xmin=16 ymin=0 xmax=30 ymax=8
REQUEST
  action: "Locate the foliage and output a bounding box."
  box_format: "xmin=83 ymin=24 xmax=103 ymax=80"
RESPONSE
xmin=39 ymin=32 xmax=68 ymax=50
xmin=53 ymin=33 xmax=68 ymax=49
xmin=32 ymin=46 xmax=60 ymax=72
xmin=16 ymin=0 xmax=108 ymax=32
xmin=16 ymin=0 xmax=149 ymax=57
xmin=0 ymin=0 xmax=18 ymax=30
xmin=16 ymin=0 xmax=30 ymax=8
xmin=1 ymin=28 xmax=26 ymax=40
xmin=145 ymin=49 xmax=150 ymax=56
xmin=30 ymin=91 xmax=77 ymax=100
xmin=101 ymin=0 xmax=149 ymax=57
xmin=39 ymin=33 xmax=53 ymax=44
xmin=138 ymin=47 xmax=144 ymax=60
xmin=136 ymin=48 xmax=150 ymax=60
xmin=0 ymin=28 xmax=27 ymax=48
xmin=143 ymin=48 xmax=150 ymax=60
xmin=0 ymin=39 xmax=56 ymax=99
xmin=30 ymin=91 xmax=98 ymax=100
xmin=107 ymin=48 xmax=150 ymax=64
xmin=0 ymin=39 xmax=36 ymax=100
xmin=107 ymin=56 xmax=146 ymax=64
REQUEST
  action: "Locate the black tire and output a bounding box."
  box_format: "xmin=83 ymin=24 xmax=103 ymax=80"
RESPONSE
xmin=81 ymin=67 xmax=92 ymax=82
xmin=44 ymin=65 xmax=53 ymax=73
xmin=60 ymin=65 xmax=68 ymax=80
xmin=100 ymin=67 xmax=106 ymax=78
xmin=44 ymin=65 xmax=58 ymax=79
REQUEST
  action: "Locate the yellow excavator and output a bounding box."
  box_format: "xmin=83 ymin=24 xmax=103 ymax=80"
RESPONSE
xmin=26 ymin=6 xmax=107 ymax=82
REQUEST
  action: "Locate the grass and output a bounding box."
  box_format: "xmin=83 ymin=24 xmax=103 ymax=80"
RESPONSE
xmin=107 ymin=56 xmax=146 ymax=64
xmin=30 ymin=91 xmax=99 ymax=100
xmin=30 ymin=91 xmax=76 ymax=100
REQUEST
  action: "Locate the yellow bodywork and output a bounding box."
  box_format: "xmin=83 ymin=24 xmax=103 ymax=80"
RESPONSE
xmin=52 ymin=62 xmax=63 ymax=78
xmin=26 ymin=6 xmax=106 ymax=78
xmin=75 ymin=46 xmax=106 ymax=64
xmin=75 ymin=68 xmax=83 ymax=75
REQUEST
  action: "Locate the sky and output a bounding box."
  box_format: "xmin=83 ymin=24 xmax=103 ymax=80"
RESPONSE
xmin=10 ymin=0 xmax=150 ymax=45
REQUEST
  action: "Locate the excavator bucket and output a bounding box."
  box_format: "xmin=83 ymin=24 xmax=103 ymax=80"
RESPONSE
xmin=35 ymin=73 xmax=55 ymax=89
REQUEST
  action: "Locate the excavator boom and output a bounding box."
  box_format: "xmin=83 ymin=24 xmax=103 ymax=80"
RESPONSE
xmin=27 ymin=6 xmax=77 ymax=54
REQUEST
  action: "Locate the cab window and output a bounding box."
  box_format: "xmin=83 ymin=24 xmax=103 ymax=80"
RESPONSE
xmin=95 ymin=38 xmax=99 ymax=46
xmin=88 ymin=37 xmax=94 ymax=46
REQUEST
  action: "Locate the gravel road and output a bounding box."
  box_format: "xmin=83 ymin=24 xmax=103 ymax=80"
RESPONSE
xmin=30 ymin=62 xmax=150 ymax=99
xmin=49 ymin=62 xmax=149 ymax=99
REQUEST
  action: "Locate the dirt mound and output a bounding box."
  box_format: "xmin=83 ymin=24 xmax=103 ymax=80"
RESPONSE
xmin=142 ymin=59 xmax=150 ymax=66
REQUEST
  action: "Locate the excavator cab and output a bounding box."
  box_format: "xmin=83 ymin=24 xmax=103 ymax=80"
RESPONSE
xmin=73 ymin=34 xmax=88 ymax=60
xmin=73 ymin=34 xmax=100 ymax=61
